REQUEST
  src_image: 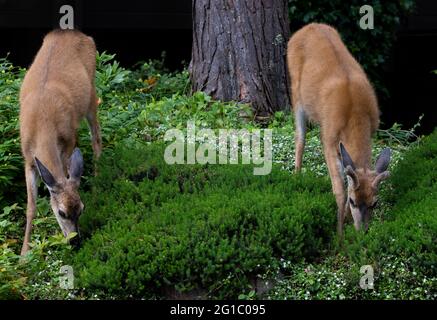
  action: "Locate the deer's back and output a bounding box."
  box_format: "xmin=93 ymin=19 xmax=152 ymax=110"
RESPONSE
xmin=287 ymin=23 xmax=379 ymax=131
xmin=20 ymin=30 xmax=96 ymax=157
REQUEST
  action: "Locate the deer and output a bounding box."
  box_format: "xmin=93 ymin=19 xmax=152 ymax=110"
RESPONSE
xmin=287 ymin=23 xmax=391 ymax=235
xmin=19 ymin=29 xmax=102 ymax=255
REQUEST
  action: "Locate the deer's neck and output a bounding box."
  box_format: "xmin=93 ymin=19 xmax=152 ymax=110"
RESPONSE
xmin=340 ymin=120 xmax=373 ymax=170
xmin=35 ymin=132 xmax=66 ymax=181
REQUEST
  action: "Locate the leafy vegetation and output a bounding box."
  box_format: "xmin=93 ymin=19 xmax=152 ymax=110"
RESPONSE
xmin=0 ymin=50 xmax=433 ymax=300
xmin=72 ymin=143 xmax=336 ymax=299
xmin=0 ymin=58 xmax=26 ymax=209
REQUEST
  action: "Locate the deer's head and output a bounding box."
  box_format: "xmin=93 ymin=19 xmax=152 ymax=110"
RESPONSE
xmin=34 ymin=148 xmax=84 ymax=246
xmin=339 ymin=143 xmax=391 ymax=231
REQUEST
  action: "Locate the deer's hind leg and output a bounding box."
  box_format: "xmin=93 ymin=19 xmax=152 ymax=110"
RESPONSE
xmin=289 ymin=52 xmax=306 ymax=173
xmin=86 ymin=90 xmax=102 ymax=161
xmin=294 ymin=106 xmax=307 ymax=172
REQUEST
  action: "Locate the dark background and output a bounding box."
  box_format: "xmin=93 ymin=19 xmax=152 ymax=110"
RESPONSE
xmin=0 ymin=0 xmax=192 ymax=69
xmin=0 ymin=0 xmax=436 ymax=134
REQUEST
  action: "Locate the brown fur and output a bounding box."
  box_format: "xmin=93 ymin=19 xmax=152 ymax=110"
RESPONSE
xmin=287 ymin=23 xmax=387 ymax=234
xmin=19 ymin=29 xmax=102 ymax=255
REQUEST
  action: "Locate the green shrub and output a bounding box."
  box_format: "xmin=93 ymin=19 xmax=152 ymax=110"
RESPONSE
xmin=137 ymin=92 xmax=255 ymax=141
xmin=73 ymin=143 xmax=336 ymax=299
xmin=0 ymin=201 xmax=75 ymax=300
xmin=267 ymin=254 xmax=436 ymax=300
xmin=383 ymin=129 xmax=437 ymax=209
xmin=0 ymin=58 xmax=26 ymax=209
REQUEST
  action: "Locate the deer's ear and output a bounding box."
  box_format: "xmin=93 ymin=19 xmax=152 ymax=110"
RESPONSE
xmin=373 ymin=171 xmax=390 ymax=188
xmin=375 ymin=148 xmax=391 ymax=174
xmin=69 ymin=148 xmax=84 ymax=182
xmin=35 ymin=157 xmax=57 ymax=189
xmin=339 ymin=142 xmax=356 ymax=170
xmin=345 ymin=165 xmax=360 ymax=189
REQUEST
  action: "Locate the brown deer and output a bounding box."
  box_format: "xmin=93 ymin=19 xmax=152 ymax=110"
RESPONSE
xmin=19 ymin=29 xmax=102 ymax=255
xmin=287 ymin=23 xmax=391 ymax=235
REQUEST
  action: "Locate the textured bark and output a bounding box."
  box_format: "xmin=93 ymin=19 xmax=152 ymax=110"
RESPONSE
xmin=190 ymin=0 xmax=291 ymax=116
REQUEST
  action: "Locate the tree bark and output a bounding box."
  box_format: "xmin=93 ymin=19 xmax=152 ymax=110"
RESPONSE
xmin=190 ymin=0 xmax=291 ymax=117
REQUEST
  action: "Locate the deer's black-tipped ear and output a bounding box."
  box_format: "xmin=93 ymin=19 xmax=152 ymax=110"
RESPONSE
xmin=375 ymin=148 xmax=391 ymax=174
xmin=339 ymin=142 xmax=356 ymax=171
xmin=35 ymin=157 xmax=57 ymax=189
xmin=69 ymin=148 xmax=84 ymax=182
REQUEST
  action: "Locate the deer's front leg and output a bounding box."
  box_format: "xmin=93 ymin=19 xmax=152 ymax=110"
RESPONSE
xmin=21 ymin=164 xmax=38 ymax=256
xmin=324 ymin=144 xmax=346 ymax=237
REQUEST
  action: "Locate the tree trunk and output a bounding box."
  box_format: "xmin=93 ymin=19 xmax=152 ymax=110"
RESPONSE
xmin=190 ymin=0 xmax=291 ymax=117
